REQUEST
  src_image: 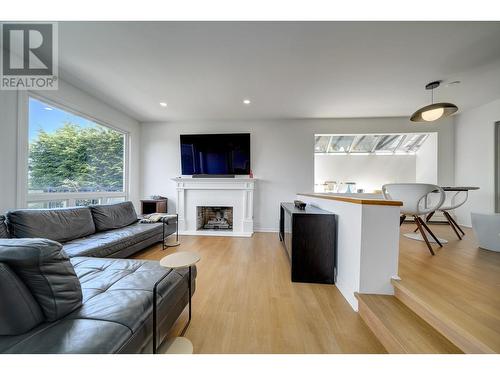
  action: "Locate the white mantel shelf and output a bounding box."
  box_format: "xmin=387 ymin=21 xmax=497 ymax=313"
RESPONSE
xmin=172 ymin=177 xmax=256 ymax=237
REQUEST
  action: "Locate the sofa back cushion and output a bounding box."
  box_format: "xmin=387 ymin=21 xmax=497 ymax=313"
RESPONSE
xmin=7 ymin=207 xmax=96 ymax=243
xmin=0 ymin=238 xmax=83 ymax=321
xmin=0 ymin=215 xmax=8 ymax=238
xmin=0 ymin=262 xmax=45 ymax=335
xmin=90 ymin=201 xmax=138 ymax=232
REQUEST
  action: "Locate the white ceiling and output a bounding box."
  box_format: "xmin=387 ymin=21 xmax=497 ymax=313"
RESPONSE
xmin=58 ymin=22 xmax=500 ymax=122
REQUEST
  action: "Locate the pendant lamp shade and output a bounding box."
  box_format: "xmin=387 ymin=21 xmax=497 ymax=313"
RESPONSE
xmin=410 ymin=81 xmax=458 ymax=122
xmin=410 ymin=102 xmax=458 ymax=122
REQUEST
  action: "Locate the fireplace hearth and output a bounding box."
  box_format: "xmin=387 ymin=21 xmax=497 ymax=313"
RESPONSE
xmin=197 ymin=206 xmax=233 ymax=231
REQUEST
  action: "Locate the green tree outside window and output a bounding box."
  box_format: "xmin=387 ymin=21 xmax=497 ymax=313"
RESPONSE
xmin=29 ymin=123 xmax=124 ymax=193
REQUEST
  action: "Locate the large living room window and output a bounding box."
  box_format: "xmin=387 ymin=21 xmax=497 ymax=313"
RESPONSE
xmin=27 ymin=96 xmax=128 ymax=208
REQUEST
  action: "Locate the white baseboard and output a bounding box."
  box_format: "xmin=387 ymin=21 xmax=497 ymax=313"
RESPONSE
xmin=254 ymin=227 xmax=279 ymax=233
xmin=179 ymin=230 xmax=252 ymax=237
xmin=180 ymin=228 xmax=279 ymax=236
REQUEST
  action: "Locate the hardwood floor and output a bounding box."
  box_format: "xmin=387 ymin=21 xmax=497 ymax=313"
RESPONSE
xmin=396 ymin=223 xmax=500 ymax=353
xmin=132 ymin=233 xmax=386 ymax=354
xmin=133 ymin=223 xmax=500 ymax=354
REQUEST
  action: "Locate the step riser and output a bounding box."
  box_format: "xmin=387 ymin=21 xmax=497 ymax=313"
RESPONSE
xmin=358 ymin=298 xmax=406 ymax=354
xmin=356 ymin=292 xmax=462 ymax=354
xmin=394 ymin=284 xmax=493 ymax=354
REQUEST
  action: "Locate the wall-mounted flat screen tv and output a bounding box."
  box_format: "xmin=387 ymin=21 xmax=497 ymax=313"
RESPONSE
xmin=180 ymin=133 xmax=250 ymax=176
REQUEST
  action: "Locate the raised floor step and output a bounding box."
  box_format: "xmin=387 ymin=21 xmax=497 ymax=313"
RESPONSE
xmin=356 ymin=293 xmax=462 ymax=354
xmin=392 ymin=279 xmax=498 ymax=354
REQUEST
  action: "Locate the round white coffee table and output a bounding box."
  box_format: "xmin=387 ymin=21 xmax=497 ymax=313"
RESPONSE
xmin=160 ymin=251 xmax=200 ymax=269
xmin=152 ymin=251 xmax=200 ymax=354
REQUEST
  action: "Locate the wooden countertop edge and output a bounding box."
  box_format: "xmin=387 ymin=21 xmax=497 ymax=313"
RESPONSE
xmin=297 ymin=193 xmax=403 ymax=206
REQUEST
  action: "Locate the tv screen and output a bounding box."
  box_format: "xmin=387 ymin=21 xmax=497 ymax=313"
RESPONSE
xmin=180 ymin=133 xmax=250 ymax=176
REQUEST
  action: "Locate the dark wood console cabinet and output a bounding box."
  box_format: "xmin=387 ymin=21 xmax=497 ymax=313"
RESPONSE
xmin=279 ymin=202 xmax=337 ymax=284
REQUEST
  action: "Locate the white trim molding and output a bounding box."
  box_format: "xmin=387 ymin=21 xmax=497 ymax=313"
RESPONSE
xmin=172 ymin=177 xmax=256 ymax=237
xmin=16 ymin=91 xmax=29 ymax=208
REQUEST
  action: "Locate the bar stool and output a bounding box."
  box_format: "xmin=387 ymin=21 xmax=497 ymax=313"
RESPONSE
xmin=382 ymin=183 xmax=445 ymax=255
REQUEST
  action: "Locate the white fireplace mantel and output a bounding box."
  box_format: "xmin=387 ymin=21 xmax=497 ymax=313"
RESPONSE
xmin=172 ymin=177 xmax=256 ymax=237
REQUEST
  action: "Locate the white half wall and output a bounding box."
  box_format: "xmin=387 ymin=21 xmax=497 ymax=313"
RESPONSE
xmin=298 ymin=194 xmax=401 ymax=311
xmin=140 ymin=117 xmax=455 ymax=232
xmin=0 ymin=80 xmax=141 ymax=213
xmin=454 ymin=98 xmax=500 ymax=227
xmin=314 ymin=154 xmax=417 ymax=193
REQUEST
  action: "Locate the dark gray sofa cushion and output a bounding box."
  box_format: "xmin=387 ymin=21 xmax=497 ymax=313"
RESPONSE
xmin=62 ymin=222 xmax=164 ymax=258
xmin=90 ymin=201 xmax=138 ymax=232
xmin=7 ymin=207 xmax=96 ymax=243
xmin=0 ymin=262 xmax=45 ymax=335
xmin=0 ymin=238 xmax=83 ymax=321
xmin=0 ymin=215 xmax=8 ymax=238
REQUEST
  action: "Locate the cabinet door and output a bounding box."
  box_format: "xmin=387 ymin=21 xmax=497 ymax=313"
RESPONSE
xmin=292 ymin=214 xmax=335 ymax=284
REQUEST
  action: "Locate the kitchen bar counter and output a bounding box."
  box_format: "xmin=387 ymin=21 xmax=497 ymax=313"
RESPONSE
xmin=298 ymin=192 xmax=402 ymax=206
xmin=297 ymin=193 xmax=402 ymax=311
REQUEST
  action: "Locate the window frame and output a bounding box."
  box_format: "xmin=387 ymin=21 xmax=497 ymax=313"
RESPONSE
xmin=314 ymin=132 xmax=430 ymax=155
xmin=17 ymin=91 xmax=130 ymax=208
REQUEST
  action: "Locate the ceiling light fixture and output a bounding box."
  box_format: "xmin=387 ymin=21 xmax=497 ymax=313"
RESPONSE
xmin=243 ymin=99 xmax=251 ymax=105
xmin=44 ymin=107 xmax=53 ymax=111
xmin=159 ymin=102 xmax=167 ymax=107
xmin=410 ymin=81 xmax=458 ymax=122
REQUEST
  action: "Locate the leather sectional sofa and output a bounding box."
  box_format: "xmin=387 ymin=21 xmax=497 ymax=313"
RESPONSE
xmin=4 ymin=201 xmax=176 ymax=258
xmin=0 ymin=202 xmax=195 ymax=354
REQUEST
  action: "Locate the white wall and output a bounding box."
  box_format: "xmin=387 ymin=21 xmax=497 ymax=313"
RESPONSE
xmin=314 ymin=154 xmax=416 ymax=193
xmin=0 ymin=80 xmax=141 ymax=213
xmin=454 ymin=98 xmax=500 ymax=226
xmin=140 ymin=117 xmax=455 ymax=231
xmin=416 ymin=132 xmax=438 ymax=184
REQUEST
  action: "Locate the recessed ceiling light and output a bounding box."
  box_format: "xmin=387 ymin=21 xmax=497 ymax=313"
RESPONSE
xmin=243 ymin=99 xmax=251 ymax=105
xmin=44 ymin=107 xmax=53 ymax=111
xmin=159 ymin=102 xmax=167 ymax=107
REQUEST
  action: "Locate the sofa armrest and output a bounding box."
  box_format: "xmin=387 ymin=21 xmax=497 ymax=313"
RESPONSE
xmin=161 ymin=215 xmax=178 ymax=225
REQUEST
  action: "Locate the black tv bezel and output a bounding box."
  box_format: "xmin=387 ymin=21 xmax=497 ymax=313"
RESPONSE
xmin=179 ymin=133 xmax=251 ymax=176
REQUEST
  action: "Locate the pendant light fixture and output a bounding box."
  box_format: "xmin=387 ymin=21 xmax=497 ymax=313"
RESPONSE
xmin=410 ymin=81 xmax=458 ymax=122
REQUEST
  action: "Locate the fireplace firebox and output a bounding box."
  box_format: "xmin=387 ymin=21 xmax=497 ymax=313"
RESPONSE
xmin=196 ymin=206 xmax=233 ymax=231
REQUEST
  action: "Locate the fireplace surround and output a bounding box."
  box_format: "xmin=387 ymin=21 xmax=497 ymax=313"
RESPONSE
xmin=172 ymin=177 xmax=255 ymax=237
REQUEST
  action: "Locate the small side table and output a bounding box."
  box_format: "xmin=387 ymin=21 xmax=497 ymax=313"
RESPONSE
xmin=162 ymin=214 xmax=180 ymax=248
xmin=152 ymin=251 xmax=200 ymax=354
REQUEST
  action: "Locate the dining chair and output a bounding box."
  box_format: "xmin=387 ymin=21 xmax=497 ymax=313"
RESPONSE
xmin=382 ymin=183 xmax=445 ymax=255
xmin=438 ymin=191 xmax=468 ymax=239
xmin=412 ymin=190 xmax=468 ymax=239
